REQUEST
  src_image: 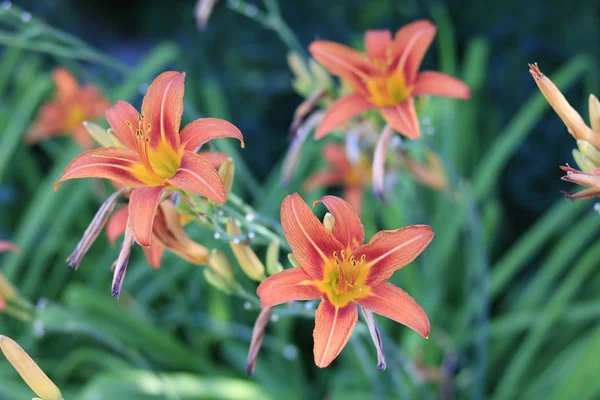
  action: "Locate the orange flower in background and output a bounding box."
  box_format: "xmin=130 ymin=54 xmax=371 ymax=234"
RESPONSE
xmin=55 ymin=71 xmax=244 ymax=248
xmin=26 ymin=68 xmax=110 ymax=148
xmin=310 ymin=20 xmax=471 ymax=139
xmin=304 ymin=144 xmax=371 ymax=214
xmin=257 ymin=194 xmax=432 ymax=368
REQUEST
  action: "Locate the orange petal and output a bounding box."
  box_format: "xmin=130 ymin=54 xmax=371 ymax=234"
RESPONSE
xmin=315 ymin=94 xmax=375 ymax=139
xmin=106 ymin=206 xmax=129 ymax=245
xmin=309 ymin=40 xmax=372 ymax=90
xmin=180 ymin=118 xmax=244 ymax=152
xmin=165 ymin=150 xmax=226 ymax=204
xmin=413 ymin=71 xmax=471 ymax=99
xmin=316 ymin=195 xmax=364 ymax=248
xmin=0 ymin=241 xmax=18 ymax=253
xmin=356 ymin=282 xmax=430 ymax=338
xmin=380 ymin=97 xmax=420 ymax=139
xmin=52 ymin=68 xmax=79 ymax=98
xmin=106 ymin=100 xmax=142 ymax=150
xmin=322 ymin=144 xmax=351 ymax=167
xmin=54 ymin=147 xmax=143 ymax=190
xmin=141 ymin=71 xmax=185 ymax=150
xmin=343 ymin=187 xmax=363 ymax=216
xmin=128 ymin=186 xmax=165 ymax=247
xmin=364 ymin=30 xmax=392 ymax=61
xmin=281 ymin=193 xmax=343 ymax=280
xmin=304 ymin=171 xmax=343 ymax=191
xmin=313 ymin=298 xmax=357 ymax=368
xmin=393 ymin=20 xmax=436 ymax=82
xmin=144 ymin=241 xmax=164 ymax=269
xmin=360 ymin=225 xmax=434 ymax=286
xmin=256 ymin=267 xmax=321 ymax=307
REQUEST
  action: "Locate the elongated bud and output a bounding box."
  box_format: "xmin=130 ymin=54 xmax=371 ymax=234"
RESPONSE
xmin=67 ymin=189 xmax=125 ymax=270
xmin=0 ymin=272 xmax=17 ymax=302
xmin=246 ymin=307 xmax=272 ymax=376
xmin=83 ymin=121 xmax=117 ymax=147
xmin=360 ymin=306 xmax=386 ymax=370
xmin=577 ymin=140 xmax=600 ymax=165
xmin=203 ymin=268 xmax=232 ymax=294
xmin=0 ymin=336 xmax=63 ymax=400
xmin=372 ymin=125 xmax=394 ymax=200
xmin=266 ymin=240 xmax=283 ymax=275
xmin=288 ymin=52 xmax=312 ymax=96
xmin=195 ymin=0 xmax=218 ymax=30
xmin=572 ymin=149 xmax=596 ymax=172
xmin=309 ymin=59 xmax=333 ymax=92
xmin=226 ymin=219 xmax=266 ymax=281
xmin=589 ymin=94 xmax=600 ymax=133
xmin=529 ymin=64 xmax=600 ymax=149
xmin=111 ymin=224 xmax=135 ymax=298
xmin=287 ymin=253 xmax=300 ymax=268
xmin=322 ymin=212 xmax=335 ymax=233
xmin=218 ymin=158 xmax=235 ymax=198
xmin=208 ymin=249 xmax=234 ymax=283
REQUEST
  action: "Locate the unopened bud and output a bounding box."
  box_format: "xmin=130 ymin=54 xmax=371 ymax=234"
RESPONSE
xmin=203 ymin=268 xmax=232 ymax=294
xmin=287 ymin=52 xmax=312 ymax=96
xmin=309 ymin=59 xmax=333 ymax=92
xmin=0 ymin=272 xmax=17 ymax=303
xmin=218 ymin=158 xmax=235 ymax=198
xmin=287 ymin=253 xmax=300 ymax=268
xmin=572 ymin=149 xmax=596 ymax=172
xmin=83 ymin=121 xmax=118 ymax=147
xmin=266 ymin=240 xmax=283 ymax=275
xmin=67 ymin=189 xmax=125 ymax=270
xmin=322 ymin=212 xmax=335 ymax=233
xmin=226 ymin=219 xmax=266 ymax=281
xmin=0 ymin=336 xmax=63 ymax=400
xmin=208 ymin=249 xmax=234 ymax=283
xmin=589 ymin=94 xmax=600 ymax=133
xmin=245 ymin=306 xmax=272 ymax=376
xmin=111 ymin=224 xmax=135 ymax=298
xmin=360 ymin=306 xmax=386 ymax=371
xmin=576 ymin=140 xmax=600 ymax=166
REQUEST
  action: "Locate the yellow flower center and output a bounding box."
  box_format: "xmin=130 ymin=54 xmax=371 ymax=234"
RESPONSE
xmin=66 ymin=106 xmax=86 ymax=130
xmin=365 ymin=69 xmax=411 ymax=107
xmin=315 ymin=249 xmax=372 ymax=308
xmin=126 ymin=114 xmax=182 ymax=186
xmin=345 ymin=155 xmax=372 ymax=187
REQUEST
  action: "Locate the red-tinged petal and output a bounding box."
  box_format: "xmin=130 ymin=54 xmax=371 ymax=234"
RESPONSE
xmin=364 ymin=30 xmax=392 ymax=61
xmin=0 ymin=241 xmax=18 ymax=253
xmin=256 ymin=268 xmax=321 ymax=307
xmin=380 ymin=98 xmax=420 ymax=139
xmin=165 ymin=150 xmax=226 ymax=204
xmin=197 ymin=150 xmax=229 ymax=168
xmin=316 ymin=195 xmax=364 ymax=248
xmin=141 ymin=71 xmax=185 ymax=150
xmin=54 ymin=147 xmax=143 ymax=190
xmin=356 ymin=282 xmax=430 ymax=338
xmin=322 ymin=144 xmax=351 ymax=167
xmin=393 ymin=20 xmax=436 ymax=82
xmin=304 ymin=171 xmax=344 ymax=191
xmin=144 ymin=241 xmax=164 ymax=269
xmin=315 ymin=94 xmax=376 ymax=139
xmin=372 ymin=125 xmax=393 ymax=199
xmin=309 ymin=41 xmax=372 ymax=89
xmin=106 ymin=100 xmax=141 ymax=150
xmin=106 ymin=206 xmax=129 ymax=245
xmin=128 ymin=186 xmax=165 ymax=247
xmin=313 ymin=298 xmax=358 ymax=368
xmin=413 ymin=71 xmax=471 ymax=99
xmin=0 ymin=294 xmax=5 ymax=311
xmin=360 ymin=225 xmax=434 ymax=286
xmin=53 ymin=68 xmax=80 ymax=98
xmin=281 ymin=193 xmax=343 ymax=279
xmin=180 ymin=118 xmax=244 ymax=152
xmin=343 ymin=187 xmax=363 ymax=216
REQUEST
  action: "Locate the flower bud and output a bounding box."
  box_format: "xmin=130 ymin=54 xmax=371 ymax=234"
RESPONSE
xmin=0 ymin=336 xmax=63 ymax=400
xmin=266 ymin=240 xmax=283 ymax=275
xmin=288 ymin=52 xmax=312 ymax=96
xmin=360 ymin=306 xmax=386 ymax=371
xmin=309 ymin=59 xmax=333 ymax=92
xmin=226 ymin=219 xmax=266 ymax=281
xmin=218 ymin=158 xmax=235 ymax=198
xmin=0 ymin=272 xmax=17 ymax=303
xmin=203 ymin=268 xmax=232 ymax=294
xmin=572 ymin=149 xmax=596 ymax=173
xmin=111 ymin=224 xmax=135 ymax=298
xmin=589 ymin=94 xmax=600 ymax=133
xmin=322 ymin=212 xmax=335 ymax=234
xmin=245 ymin=307 xmax=272 ymax=376
xmin=67 ymin=189 xmax=125 ymax=270
xmin=288 ymin=253 xmax=300 ymax=268
xmin=195 ymin=0 xmax=218 ymax=31
xmin=83 ymin=121 xmax=117 ymax=147
xmin=208 ymin=249 xmax=234 ymax=283
xmin=576 ymin=140 xmax=600 ymax=166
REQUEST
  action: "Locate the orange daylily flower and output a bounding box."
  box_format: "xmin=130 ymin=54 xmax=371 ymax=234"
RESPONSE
xmin=310 ymin=20 xmax=471 ymax=139
xmin=106 ymin=199 xmax=209 ymax=268
xmin=257 ymin=193 xmax=432 ymax=368
xmin=55 ymin=71 xmax=244 ymax=248
xmin=26 ymin=68 xmax=110 ymax=148
xmin=304 ymin=144 xmax=371 ymax=214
